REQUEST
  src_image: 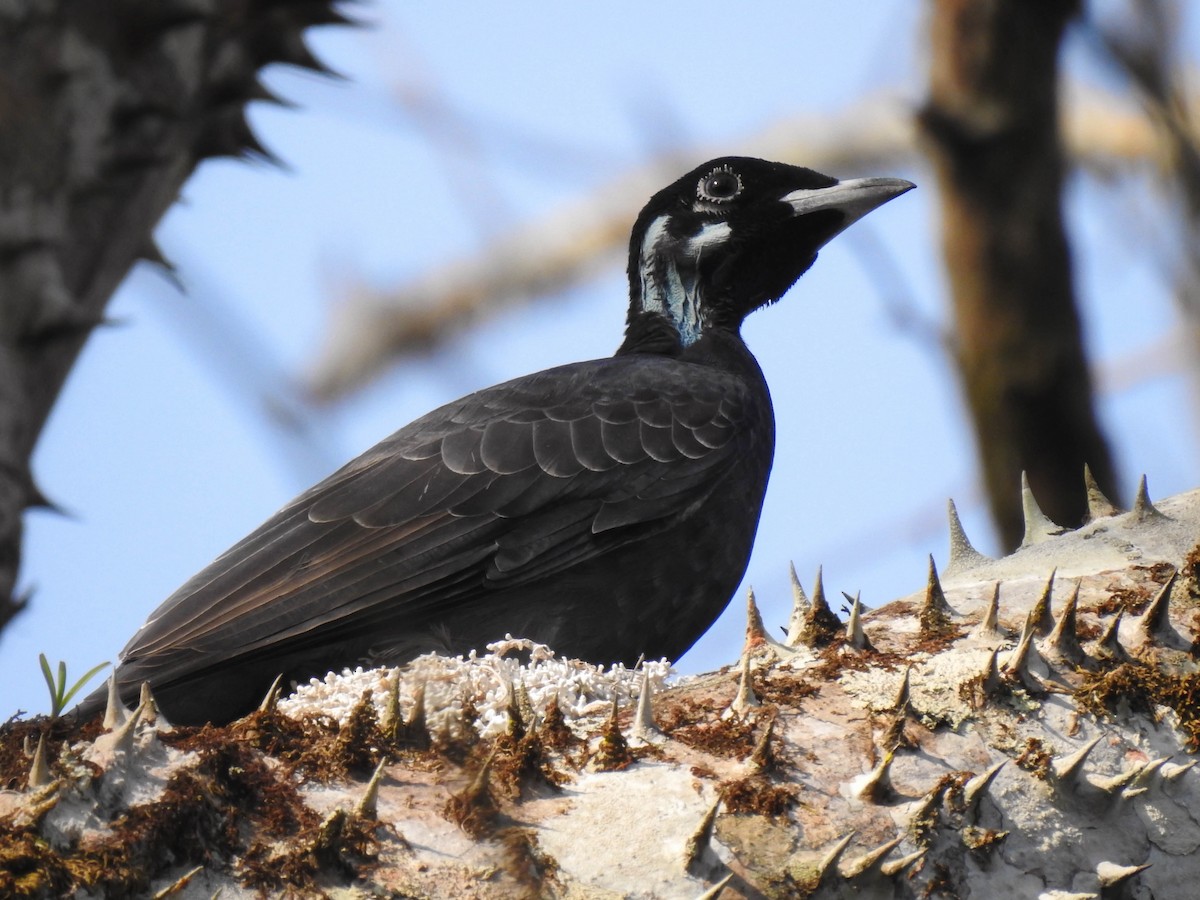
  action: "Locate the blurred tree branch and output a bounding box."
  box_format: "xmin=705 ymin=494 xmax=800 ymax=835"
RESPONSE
xmin=307 ymin=78 xmax=1195 ymax=408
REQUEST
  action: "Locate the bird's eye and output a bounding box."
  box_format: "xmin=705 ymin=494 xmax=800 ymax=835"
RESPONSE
xmin=697 ymin=166 xmax=742 ymax=203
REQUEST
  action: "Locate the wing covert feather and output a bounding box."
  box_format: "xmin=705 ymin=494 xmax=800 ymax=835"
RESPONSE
xmin=440 ymin=427 xmax=487 ymax=474
xmin=480 ymin=419 xmax=537 ymax=474
xmin=533 ymin=418 xmax=587 ymax=477
xmin=601 ymin=418 xmax=650 ymax=464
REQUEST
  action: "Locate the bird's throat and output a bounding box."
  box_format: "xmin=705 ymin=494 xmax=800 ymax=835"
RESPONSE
xmin=642 ymin=257 xmax=702 ymax=346
xmin=637 ymin=215 xmax=729 ymax=347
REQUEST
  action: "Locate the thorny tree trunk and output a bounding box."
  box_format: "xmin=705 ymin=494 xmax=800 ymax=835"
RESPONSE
xmin=0 ymin=0 xmax=344 ymax=641
xmin=4 ymin=486 xmax=1199 ymax=897
xmin=920 ymin=0 xmax=1119 ymax=550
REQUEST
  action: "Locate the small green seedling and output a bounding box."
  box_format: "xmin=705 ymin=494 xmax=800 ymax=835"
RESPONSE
xmin=39 ymin=654 xmax=109 ymax=719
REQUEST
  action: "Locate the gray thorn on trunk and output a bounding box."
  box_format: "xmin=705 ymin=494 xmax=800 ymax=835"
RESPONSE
xmin=1084 ymin=463 xmax=1120 ymax=520
xmin=1042 ymin=583 xmax=1085 ymax=665
xmin=631 ymin=667 xmax=663 ymax=743
xmin=842 ymin=836 xmax=903 ymax=880
xmin=1096 ymin=860 xmax=1150 ymax=889
xmin=844 ymin=591 xmax=872 ymax=650
xmin=1002 ymin=610 xmax=1044 ymax=692
xmin=381 ymin=671 xmax=402 ymax=737
xmin=800 ymin=566 xmax=841 ymax=646
xmin=725 ymin=654 xmax=760 ymax=719
xmin=692 ymin=872 xmax=733 ymax=900
xmin=891 ymin=667 xmax=913 ymax=714
xmin=1020 ymin=471 xmax=1065 ymax=546
xmin=111 ymin=697 xmax=148 ymax=756
xmin=1135 ymin=757 xmax=1170 ymax=784
xmin=27 ymin=733 xmax=50 ymax=789
xmin=880 ymin=848 xmax=926 ymax=878
xmin=258 ymin=673 xmax=285 ymax=715
xmin=356 ymin=758 xmax=388 ymax=819
xmin=906 ymin=783 xmax=944 ymax=833
xmin=1091 ymin=763 xmax=1144 ymax=796
xmin=1131 ymin=474 xmax=1165 ymax=520
xmin=149 ymin=864 xmax=205 ymax=900
xmin=920 ymin=555 xmax=955 ymax=634
xmin=981 ymin=648 xmax=1004 ymax=697
xmin=963 ymin=761 xmax=1006 ymax=816
xmin=1051 ymin=736 xmax=1103 ymax=786
xmin=1136 ymin=571 xmax=1179 ymax=645
xmin=683 ymin=798 xmax=722 ymax=877
xmin=973 ymin=583 xmax=1004 ymax=642
xmin=1029 ymin=569 xmax=1057 ymax=636
xmin=138 ymin=682 xmax=160 ymax=726
xmin=1162 ymin=760 xmax=1196 ymax=783
xmin=103 ymin=673 xmax=128 ymax=730
xmin=816 ymin=832 xmax=856 ymax=884
xmin=743 ymin=586 xmax=793 ymax=659
xmin=747 ymin=711 xmax=776 ymax=774
xmin=946 ymin=498 xmax=990 ymax=573
xmin=856 ymin=749 xmax=896 ymax=802
xmin=1094 ymin=612 xmax=1127 ymax=661
xmin=785 ymin=561 xmax=809 ymax=646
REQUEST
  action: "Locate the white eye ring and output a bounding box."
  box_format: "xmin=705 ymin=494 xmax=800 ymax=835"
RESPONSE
xmin=697 ymin=166 xmax=742 ymax=203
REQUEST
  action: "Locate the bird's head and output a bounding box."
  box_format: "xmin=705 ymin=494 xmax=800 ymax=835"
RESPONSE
xmin=621 ymin=157 xmax=914 ymax=353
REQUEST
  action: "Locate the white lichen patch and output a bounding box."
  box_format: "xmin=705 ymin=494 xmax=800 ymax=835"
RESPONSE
xmin=279 ymin=636 xmax=672 ymax=740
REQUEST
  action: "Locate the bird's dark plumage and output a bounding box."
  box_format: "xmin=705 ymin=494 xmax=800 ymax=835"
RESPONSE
xmin=81 ymin=158 xmax=913 ymax=724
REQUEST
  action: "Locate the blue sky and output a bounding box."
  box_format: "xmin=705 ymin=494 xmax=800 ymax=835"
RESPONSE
xmin=4 ymin=2 xmax=1197 ymax=717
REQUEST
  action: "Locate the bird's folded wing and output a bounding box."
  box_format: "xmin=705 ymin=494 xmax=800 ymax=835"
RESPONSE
xmin=118 ymin=356 xmax=760 ymax=668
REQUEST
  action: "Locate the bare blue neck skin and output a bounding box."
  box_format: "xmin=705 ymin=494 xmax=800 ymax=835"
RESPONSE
xmin=636 ymin=214 xmax=733 ymax=347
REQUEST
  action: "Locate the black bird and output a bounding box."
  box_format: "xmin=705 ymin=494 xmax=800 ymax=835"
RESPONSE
xmin=79 ymin=158 xmax=912 ymax=724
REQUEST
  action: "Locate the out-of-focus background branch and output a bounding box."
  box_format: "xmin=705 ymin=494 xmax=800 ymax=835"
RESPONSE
xmin=307 ymin=80 xmax=1195 ymax=403
xmin=1 ymin=0 xmax=1198 ymax=715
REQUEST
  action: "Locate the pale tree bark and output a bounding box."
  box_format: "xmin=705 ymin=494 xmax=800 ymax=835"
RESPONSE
xmin=919 ymin=0 xmax=1119 ymax=550
xmin=0 ymin=0 xmax=346 ymax=639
